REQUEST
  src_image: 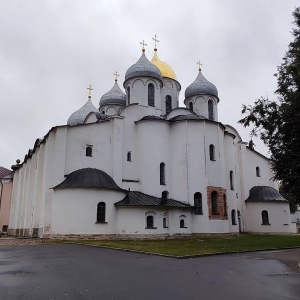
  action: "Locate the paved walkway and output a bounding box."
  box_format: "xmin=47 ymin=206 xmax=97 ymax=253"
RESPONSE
xmin=0 ymin=243 xmax=299 ymax=300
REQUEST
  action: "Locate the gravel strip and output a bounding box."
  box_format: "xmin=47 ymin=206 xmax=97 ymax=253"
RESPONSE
xmin=0 ymin=237 xmax=49 ymax=246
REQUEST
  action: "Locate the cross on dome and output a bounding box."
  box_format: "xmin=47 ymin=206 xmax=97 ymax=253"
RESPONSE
xmin=87 ymin=84 xmax=93 ymax=99
xmin=140 ymin=40 xmax=147 ymax=52
xmin=197 ymin=61 xmax=202 ymax=72
xmin=113 ymin=71 xmax=120 ymax=82
xmin=152 ymin=34 xmax=159 ymax=51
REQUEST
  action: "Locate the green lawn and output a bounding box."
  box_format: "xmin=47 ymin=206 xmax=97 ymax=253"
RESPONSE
xmin=65 ymin=234 xmax=300 ymax=257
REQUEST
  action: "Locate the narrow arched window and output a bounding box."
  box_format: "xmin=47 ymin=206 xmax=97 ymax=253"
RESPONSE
xmin=262 ymin=210 xmax=269 ymax=225
xmin=127 ymin=87 xmax=130 ymax=104
xmin=160 ymin=162 xmax=165 ymax=185
xmin=231 ymin=209 xmax=237 ymax=225
xmin=146 ymin=215 xmax=154 ymax=228
xmin=194 ymin=192 xmax=203 ymax=215
xmin=180 ymin=219 xmax=185 ymax=228
xmin=101 ymin=110 xmax=105 ymax=114
xmin=166 ymin=95 xmax=172 ymax=114
xmin=256 ymin=167 xmax=260 ymax=177
xmin=148 ymin=83 xmax=155 ymax=106
xmin=230 ymin=171 xmax=234 ymax=190
xmin=189 ymin=102 xmax=193 ymax=111
xmin=163 ymin=218 xmax=167 ymax=228
xmin=162 ymin=191 xmax=169 ymax=199
xmin=283 ymin=210 xmax=288 ymax=225
xmin=97 ymin=202 xmax=106 ymax=223
xmin=211 ymin=191 xmax=218 ymax=215
xmin=127 ymin=151 xmax=132 ymax=162
xmin=209 ymin=144 xmax=215 ymax=161
xmin=208 ymin=100 xmax=214 ymax=120
xmin=223 ymin=194 xmax=228 ymax=216
xmin=86 ymin=146 xmax=93 ymax=157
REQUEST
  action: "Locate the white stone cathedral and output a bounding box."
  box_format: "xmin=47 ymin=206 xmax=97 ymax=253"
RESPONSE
xmin=8 ymin=43 xmax=294 ymax=239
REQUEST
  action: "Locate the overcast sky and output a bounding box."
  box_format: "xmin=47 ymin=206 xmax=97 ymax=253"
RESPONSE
xmin=0 ymin=0 xmax=298 ymax=169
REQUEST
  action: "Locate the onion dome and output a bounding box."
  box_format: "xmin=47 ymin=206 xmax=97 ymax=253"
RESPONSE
xmin=185 ymin=70 xmax=218 ymax=99
xmin=99 ymin=81 xmax=126 ymax=107
xmin=124 ymin=52 xmax=162 ymax=84
xmin=151 ymin=50 xmax=177 ymax=80
xmin=245 ymin=186 xmax=287 ymax=202
xmin=67 ymin=99 xmax=102 ymax=126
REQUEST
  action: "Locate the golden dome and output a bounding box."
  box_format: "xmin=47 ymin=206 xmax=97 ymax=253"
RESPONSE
xmin=151 ymin=50 xmax=177 ymax=80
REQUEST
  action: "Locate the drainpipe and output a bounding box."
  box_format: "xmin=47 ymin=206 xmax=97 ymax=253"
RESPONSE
xmin=0 ymin=179 xmax=3 ymax=213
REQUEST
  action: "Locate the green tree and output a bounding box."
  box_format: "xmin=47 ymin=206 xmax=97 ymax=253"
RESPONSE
xmin=239 ymin=7 xmax=300 ymax=211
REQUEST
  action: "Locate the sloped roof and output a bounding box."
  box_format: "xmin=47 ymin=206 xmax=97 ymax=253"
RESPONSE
xmin=53 ymin=168 xmax=122 ymax=191
xmin=245 ymin=186 xmax=287 ymax=202
xmin=115 ymin=191 xmax=191 ymax=208
xmin=0 ymin=166 xmax=12 ymax=179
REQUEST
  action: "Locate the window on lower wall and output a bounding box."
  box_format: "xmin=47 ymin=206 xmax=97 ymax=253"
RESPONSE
xmin=179 ymin=215 xmax=187 ymax=228
xmin=86 ymin=145 xmax=93 ymax=157
xmin=209 ymin=144 xmax=215 ymax=161
xmin=96 ymin=202 xmax=106 ymax=223
xmin=211 ymin=191 xmax=219 ymax=215
xmin=231 ymin=209 xmax=237 ymax=225
xmin=127 ymin=151 xmax=132 ymax=162
xmin=146 ymin=216 xmax=154 ymax=228
xmin=194 ymin=192 xmax=203 ymax=215
xmin=261 ymin=210 xmax=270 ymax=225
xmin=163 ymin=213 xmax=168 ymax=228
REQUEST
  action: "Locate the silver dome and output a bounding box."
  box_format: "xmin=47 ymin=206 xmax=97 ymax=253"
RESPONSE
xmin=99 ymin=81 xmax=126 ymax=107
xmin=185 ymin=71 xmax=218 ymax=99
xmin=124 ymin=52 xmax=163 ymax=83
xmin=67 ymin=99 xmax=102 ymax=126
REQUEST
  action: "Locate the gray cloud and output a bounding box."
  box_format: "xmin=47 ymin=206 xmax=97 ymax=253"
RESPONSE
xmin=0 ymin=0 xmax=298 ymax=168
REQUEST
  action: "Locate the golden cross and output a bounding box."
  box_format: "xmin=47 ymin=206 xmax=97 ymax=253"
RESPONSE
xmin=152 ymin=34 xmax=159 ymax=49
xmin=197 ymin=61 xmax=202 ymax=71
xmin=87 ymin=84 xmax=93 ymax=99
xmin=140 ymin=40 xmax=147 ymax=52
xmin=113 ymin=71 xmax=120 ymax=82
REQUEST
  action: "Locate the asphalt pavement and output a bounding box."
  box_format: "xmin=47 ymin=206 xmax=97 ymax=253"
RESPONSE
xmin=0 ymin=244 xmax=299 ymax=300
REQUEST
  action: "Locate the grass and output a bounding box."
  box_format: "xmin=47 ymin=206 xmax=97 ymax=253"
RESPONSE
xmin=63 ymin=234 xmax=300 ymax=257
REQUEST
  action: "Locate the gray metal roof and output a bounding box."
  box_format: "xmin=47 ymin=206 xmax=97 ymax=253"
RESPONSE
xmin=169 ymin=114 xmax=207 ymax=122
xmin=124 ymin=52 xmax=163 ymax=83
xmin=67 ymin=99 xmax=102 ymax=126
xmin=185 ymin=71 xmax=218 ymax=99
xmin=0 ymin=166 xmax=12 ymax=179
xmin=245 ymin=186 xmax=287 ymax=202
xmin=53 ymin=168 xmax=122 ymax=190
xmin=100 ymin=81 xmax=126 ymax=107
xmin=115 ymin=191 xmax=192 ymax=208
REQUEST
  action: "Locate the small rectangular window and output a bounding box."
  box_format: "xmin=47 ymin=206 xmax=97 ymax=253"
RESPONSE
xmin=127 ymin=151 xmax=132 ymax=162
